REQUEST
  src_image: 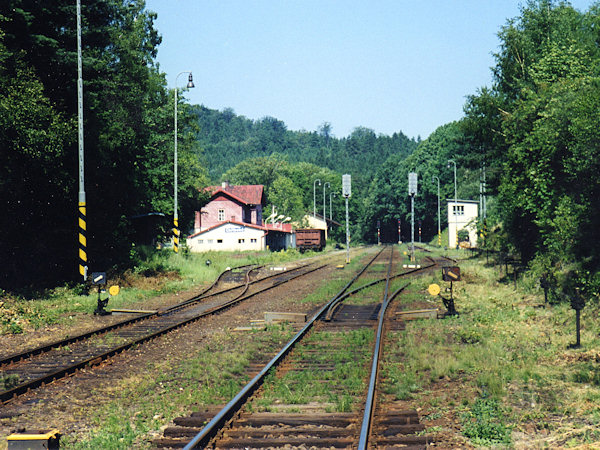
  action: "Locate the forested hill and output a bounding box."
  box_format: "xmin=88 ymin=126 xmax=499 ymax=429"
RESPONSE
xmin=189 ymin=105 xmax=418 ymax=182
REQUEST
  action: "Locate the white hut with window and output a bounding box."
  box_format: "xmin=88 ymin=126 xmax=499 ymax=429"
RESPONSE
xmin=447 ymin=200 xmax=478 ymax=248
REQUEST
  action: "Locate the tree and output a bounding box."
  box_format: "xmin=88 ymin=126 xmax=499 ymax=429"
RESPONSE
xmin=0 ymin=27 xmax=75 ymax=286
xmin=318 ymin=121 xmax=332 ymax=148
xmin=360 ymin=123 xmax=468 ymax=244
xmin=0 ymin=1 xmax=207 ymax=288
xmin=462 ymin=0 xmax=600 ymax=293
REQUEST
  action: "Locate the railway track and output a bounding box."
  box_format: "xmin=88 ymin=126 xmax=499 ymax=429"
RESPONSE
xmin=0 ymin=263 xmax=325 ymax=404
xmin=155 ymin=246 xmax=451 ymax=449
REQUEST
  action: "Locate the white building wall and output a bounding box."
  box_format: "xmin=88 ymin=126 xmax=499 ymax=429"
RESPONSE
xmin=447 ymin=201 xmax=479 ymax=248
xmin=187 ymin=224 xmax=266 ymax=252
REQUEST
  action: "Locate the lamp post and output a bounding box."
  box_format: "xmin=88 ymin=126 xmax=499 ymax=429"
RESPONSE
xmin=173 ymin=71 xmax=194 ymax=253
xmin=76 ymin=0 xmax=87 ymax=281
xmin=330 ymin=192 xmax=336 ymax=223
xmin=432 ymin=175 xmax=441 ymax=246
xmin=323 ymin=182 xmax=330 ymax=222
xmin=313 ymin=179 xmax=321 ymax=218
xmin=447 ymin=159 xmax=458 ymax=249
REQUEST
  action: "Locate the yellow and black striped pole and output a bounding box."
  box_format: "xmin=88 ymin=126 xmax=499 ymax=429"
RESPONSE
xmin=79 ymin=202 xmax=87 ymax=278
xmin=77 ymin=0 xmax=87 ymax=280
xmin=173 ymin=218 xmax=179 ymax=253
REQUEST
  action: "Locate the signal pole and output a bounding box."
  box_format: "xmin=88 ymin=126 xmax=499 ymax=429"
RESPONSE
xmin=342 ymin=174 xmax=351 ymax=264
xmin=408 ymin=172 xmax=418 ymax=262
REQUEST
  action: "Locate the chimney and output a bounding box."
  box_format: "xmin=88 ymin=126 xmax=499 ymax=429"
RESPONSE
xmin=221 ymin=181 xmax=229 ymax=188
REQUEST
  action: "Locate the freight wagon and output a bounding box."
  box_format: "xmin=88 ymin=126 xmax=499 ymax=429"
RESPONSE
xmin=295 ymin=228 xmax=326 ymax=252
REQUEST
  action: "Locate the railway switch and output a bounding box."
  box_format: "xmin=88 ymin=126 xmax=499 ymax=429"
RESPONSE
xmin=437 ymin=266 xmax=461 ymax=316
xmin=91 ymin=271 xmax=118 ymax=316
xmin=442 ymin=266 xmax=461 ymax=281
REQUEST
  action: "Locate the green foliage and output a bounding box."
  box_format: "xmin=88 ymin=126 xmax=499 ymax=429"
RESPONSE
xmin=1 ymin=374 xmax=21 ymax=390
xmin=462 ymin=0 xmax=600 ymax=293
xmin=193 ymin=105 xmax=417 ymax=184
xmin=571 ymin=363 xmax=600 ymax=386
xmin=461 ymin=395 xmax=512 ymax=446
xmin=360 ymin=122 xmax=470 ymax=244
xmin=221 ymin=153 xmax=342 ymax=225
xmin=0 ymin=1 xmax=208 ymax=289
xmin=191 ymin=106 xmax=418 ymax=243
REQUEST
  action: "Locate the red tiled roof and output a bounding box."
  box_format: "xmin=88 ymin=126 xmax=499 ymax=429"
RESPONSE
xmin=206 ymin=185 xmax=264 ymax=205
xmin=264 ymin=223 xmax=293 ymax=233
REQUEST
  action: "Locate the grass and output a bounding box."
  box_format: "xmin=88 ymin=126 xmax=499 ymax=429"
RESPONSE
xmin=61 ymin=324 xmax=297 ymax=449
xmin=0 ymin=248 xmax=310 ymax=336
xmin=254 ymin=328 xmax=374 ymax=413
xmin=299 ymin=247 xmax=380 ymax=306
xmin=8 ymin=244 xmax=600 ymax=447
xmin=379 ymin=246 xmax=600 ymax=447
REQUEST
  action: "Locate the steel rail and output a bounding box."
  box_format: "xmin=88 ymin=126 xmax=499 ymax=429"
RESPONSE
xmin=158 ymin=264 xmax=264 ymax=315
xmin=358 ymin=281 xmax=410 ymax=449
xmin=0 ymin=264 xmax=324 ymax=404
xmin=164 ymin=263 xmax=313 ymax=313
xmin=0 ymin=266 xmax=241 ymax=368
xmin=358 ymin=246 xmax=396 ymax=449
xmin=0 ymin=264 xmax=302 ymax=368
xmin=183 ymin=247 xmax=444 ymax=448
xmin=324 ymin=260 xmax=436 ymax=321
xmin=183 ymin=248 xmax=388 ymax=449
xmin=323 ymin=247 xmax=386 ymax=320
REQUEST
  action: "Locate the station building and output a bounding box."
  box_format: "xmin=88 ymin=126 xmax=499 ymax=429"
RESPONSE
xmin=186 ymin=182 xmax=293 ymax=252
xmin=447 ymin=200 xmax=479 ymax=248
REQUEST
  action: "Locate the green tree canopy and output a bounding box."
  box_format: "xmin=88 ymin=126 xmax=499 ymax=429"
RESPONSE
xmin=462 ymin=0 xmax=600 ymax=293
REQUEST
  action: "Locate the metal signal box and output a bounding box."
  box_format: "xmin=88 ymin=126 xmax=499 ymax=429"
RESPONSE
xmin=342 ymin=174 xmax=351 ymax=198
xmin=408 ymin=172 xmax=418 ymax=196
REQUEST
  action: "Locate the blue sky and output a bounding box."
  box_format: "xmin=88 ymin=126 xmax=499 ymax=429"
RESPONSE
xmin=146 ymin=1 xmax=596 ymax=140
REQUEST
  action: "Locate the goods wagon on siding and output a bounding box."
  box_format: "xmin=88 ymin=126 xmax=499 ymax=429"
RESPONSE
xmin=295 ymin=228 xmax=326 ymax=252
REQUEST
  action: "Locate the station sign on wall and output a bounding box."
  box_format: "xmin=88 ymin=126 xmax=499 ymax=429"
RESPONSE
xmin=224 ymin=225 xmax=245 ymax=233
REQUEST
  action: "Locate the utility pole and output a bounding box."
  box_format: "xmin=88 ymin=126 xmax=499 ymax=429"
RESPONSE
xmin=313 ymin=179 xmax=321 ymax=218
xmin=173 ymin=71 xmax=194 ymax=253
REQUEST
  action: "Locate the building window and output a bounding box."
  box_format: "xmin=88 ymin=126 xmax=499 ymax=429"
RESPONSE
xmin=207 ymin=239 xmax=213 ymax=244
xmin=453 ymin=205 xmax=464 ymax=216
xmin=198 ymin=239 xmax=204 ymax=244
xmin=218 ymin=209 xmax=225 ymax=221
xmin=217 ymin=239 xmax=223 ymax=244
xmin=238 ymin=239 xmax=245 ymax=244
xmin=251 ymin=238 xmax=257 ymax=243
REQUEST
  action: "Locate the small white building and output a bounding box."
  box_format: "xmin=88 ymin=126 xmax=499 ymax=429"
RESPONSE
xmin=187 ymin=221 xmax=267 ymax=252
xmin=186 ymin=220 xmax=294 ymax=253
xmin=447 ymin=200 xmax=479 ymax=248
